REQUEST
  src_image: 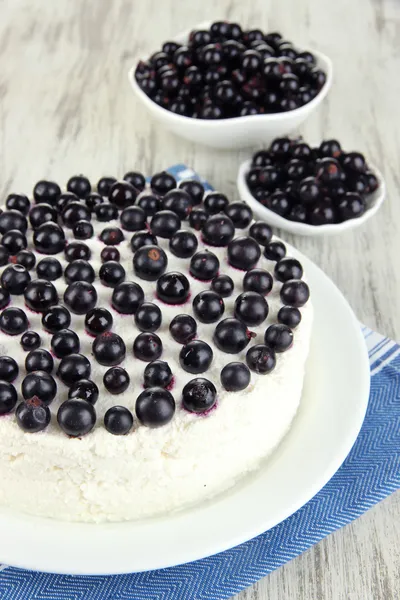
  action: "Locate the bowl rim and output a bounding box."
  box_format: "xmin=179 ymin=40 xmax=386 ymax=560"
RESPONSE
xmin=237 ymin=157 xmax=386 ymax=234
xmin=128 ymin=22 xmax=333 ymax=128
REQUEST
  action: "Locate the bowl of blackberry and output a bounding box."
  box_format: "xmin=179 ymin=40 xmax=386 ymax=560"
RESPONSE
xmin=237 ymin=137 xmax=385 ymax=236
xmin=129 ymin=21 xmax=332 ymax=149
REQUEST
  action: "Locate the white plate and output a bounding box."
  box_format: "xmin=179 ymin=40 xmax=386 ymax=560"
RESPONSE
xmin=237 ymin=158 xmax=386 ymax=236
xmin=0 ymin=246 xmax=370 ymax=575
xmin=128 ymin=23 xmax=333 ymax=149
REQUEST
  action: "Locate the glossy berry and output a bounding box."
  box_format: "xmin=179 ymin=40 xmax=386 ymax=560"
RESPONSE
xmin=0 ymin=209 xmax=28 ymax=234
xmin=0 ymin=288 xmax=10 ymax=310
xmin=64 ymin=281 xmax=98 ymax=315
xmin=57 ymin=192 xmax=79 ymax=213
xmin=84 ymin=193 xmax=105 ymax=211
xmin=0 ymin=356 xmax=19 ymax=382
xmin=20 ymin=330 xmax=41 ymax=351
xmin=16 ymin=397 xmax=50 ymax=431
xmin=29 ymin=203 xmax=57 ymax=229
xmin=99 ymin=227 xmax=124 ymax=246
xmin=246 ymin=344 xmax=276 ymax=374
xmin=67 ymin=175 xmax=91 ymax=198
xmin=249 ymin=221 xmax=273 ymax=246
xmin=33 ymin=181 xmax=61 ymax=206
xmin=338 ymin=193 xmax=366 ymax=221
xmin=213 ymin=318 xmax=251 ymax=354
xmin=150 ymin=210 xmax=181 ymax=238
xmin=1 ymin=264 xmax=31 ymax=294
xmin=36 ymin=257 xmax=62 ymax=281
xmin=64 ymin=259 xmax=95 ymax=285
xmin=178 ymin=179 xmax=204 ymax=205
xmin=204 ymin=192 xmax=229 ymax=215
xmin=298 ymin=177 xmax=320 ymax=204
xmin=150 ymin=171 xmax=177 ymax=196
xmin=280 ymin=279 xmax=310 ymax=307
xmin=342 ymin=152 xmax=366 ymax=173
xmin=157 ymin=271 xmax=190 ymax=305
xmin=62 ymin=201 xmax=91 ymax=228
xmin=189 ymin=208 xmax=207 ymax=231
xmin=134 ymin=302 xmax=162 ymax=332
xmin=97 ymin=176 xmax=117 ymax=197
xmin=1 ymin=230 xmax=27 ymax=254
xmin=0 ymin=307 xmax=28 ymax=335
xmin=111 ymin=281 xmax=144 ymax=314
xmin=0 ymin=245 xmax=9 ymax=266
xmin=133 ymin=332 xmax=163 ymax=361
xmin=101 ymin=246 xmax=120 ymax=262
xmin=99 ymin=260 xmax=125 ymax=288
xmin=120 ymin=206 xmax=147 ymax=231
xmin=169 ymin=314 xmax=197 ymax=344
xmin=14 ymin=250 xmax=36 ymax=270
xmin=22 ymin=370 xmax=57 ymax=404
xmin=57 ymin=399 xmax=96 ymax=437
xmin=224 ymin=202 xmax=252 ymax=228
xmin=193 ymin=291 xmax=224 ymax=323
xmin=277 ymin=306 xmax=302 ymax=328
xmin=190 ymin=250 xmax=219 ymax=281
xmin=135 ymin=194 xmax=162 ymax=217
xmin=144 ymin=360 xmax=172 ymax=389
xmin=133 ymin=245 xmax=168 ymax=281
xmin=182 ymin=378 xmax=216 ymax=413
xmin=6 ymin=193 xmax=30 ymax=215
xmin=265 ymin=324 xmax=293 ymax=352
xmin=24 ymin=279 xmax=58 ymax=312
xmin=274 ymin=258 xmax=303 ymax=282
xmin=85 ymin=307 xmax=113 ymax=335
xmin=0 ymin=381 xmax=18 ymax=415
xmin=68 ymin=379 xmax=99 ymax=405
xmin=169 ymin=230 xmax=198 ymax=258
xmin=220 ymin=362 xmax=250 ymax=391
xmin=234 ymin=291 xmax=268 ymax=326
xmin=25 ymin=348 xmax=53 ymax=373
xmin=130 ymin=231 xmax=158 ymax=252
xmin=64 ymin=241 xmax=91 ymax=262
xmin=33 ymin=222 xmax=65 ymax=254
xmin=264 ymin=241 xmax=286 ymax=261
xmin=51 ymin=329 xmax=80 ymax=358
xmin=211 ymin=274 xmax=234 ymax=297
xmin=93 ymin=332 xmax=126 ymax=366
xmin=179 ymin=340 xmax=213 ymax=374
xmin=136 ymin=387 xmax=175 ymax=428
xmin=104 ymin=366 xmax=130 ymax=394
xmin=104 ymin=406 xmax=134 ymax=435
xmin=42 ymin=305 xmax=71 ymax=333
xmin=162 ymin=189 xmax=192 ymax=220
xmin=310 ymin=201 xmax=336 ymax=225
xmin=227 ymin=236 xmax=261 ymax=270
xmin=243 ymin=269 xmax=273 ymax=295
xmin=57 ymin=353 xmax=91 ymax=387
xmin=123 ymin=171 xmax=146 ymax=191
xmin=319 ymin=139 xmax=341 ymax=158
xmin=202 ymin=214 xmax=235 ymax=247
xmin=94 ymin=203 xmax=118 ymax=222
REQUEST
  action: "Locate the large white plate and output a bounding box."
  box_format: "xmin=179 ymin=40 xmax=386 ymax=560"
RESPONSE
xmin=0 ymin=246 xmax=370 ymax=575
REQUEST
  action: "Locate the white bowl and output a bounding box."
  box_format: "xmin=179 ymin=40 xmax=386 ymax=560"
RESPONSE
xmin=128 ymin=23 xmax=333 ymax=150
xmin=237 ymin=158 xmax=386 ymax=236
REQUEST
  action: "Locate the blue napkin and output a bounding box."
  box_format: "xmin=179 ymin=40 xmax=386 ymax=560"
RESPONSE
xmin=1 ymin=166 xmax=399 ymax=600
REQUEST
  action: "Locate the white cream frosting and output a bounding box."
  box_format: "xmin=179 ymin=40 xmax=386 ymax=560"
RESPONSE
xmin=0 ymin=192 xmax=313 ymax=522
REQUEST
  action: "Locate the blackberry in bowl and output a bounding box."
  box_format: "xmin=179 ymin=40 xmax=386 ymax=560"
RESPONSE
xmin=237 ymin=136 xmax=385 ymax=236
xmin=129 ymin=21 xmax=332 ymax=149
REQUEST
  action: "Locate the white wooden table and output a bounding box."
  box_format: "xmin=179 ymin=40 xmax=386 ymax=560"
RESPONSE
xmin=1 ymin=0 xmax=399 ymax=598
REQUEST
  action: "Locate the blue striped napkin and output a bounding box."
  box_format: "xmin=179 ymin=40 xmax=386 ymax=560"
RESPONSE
xmin=0 ymin=166 xmax=399 ymax=600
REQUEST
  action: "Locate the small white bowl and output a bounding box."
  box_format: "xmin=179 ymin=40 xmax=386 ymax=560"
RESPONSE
xmin=128 ymin=23 xmax=333 ymax=150
xmin=237 ymin=158 xmax=386 ymax=236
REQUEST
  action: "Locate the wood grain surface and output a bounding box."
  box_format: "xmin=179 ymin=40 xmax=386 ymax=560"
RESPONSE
xmin=0 ymin=0 xmax=399 ymax=598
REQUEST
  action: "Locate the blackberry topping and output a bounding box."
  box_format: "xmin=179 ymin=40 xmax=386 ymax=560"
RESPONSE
xmin=22 ymin=370 xmax=57 ymax=405
xmin=97 ymin=176 xmax=117 ymax=197
xmin=190 ymin=250 xmax=219 ymax=281
xmin=57 ymin=399 xmax=96 ymax=437
xmin=277 ymin=306 xmax=302 ymax=328
xmin=69 ymin=379 xmax=99 ymax=404
xmin=42 ymin=305 xmax=71 ymax=333
xmin=0 ymin=307 xmax=28 ymax=335
xmin=120 ymin=206 xmax=147 ymax=231
xmin=99 ymin=260 xmax=126 ymax=288
xmin=130 ymin=231 xmax=157 ymax=253
xmin=136 ymin=387 xmax=175 ymax=428
xmin=85 ymin=307 xmax=113 ymax=335
xmin=1 ymin=264 xmax=31 ymax=294
xmin=16 ymin=397 xmax=51 ymax=432
xmin=111 ymin=281 xmax=144 ymax=314
xmin=162 ymin=189 xmax=192 ymax=219
xmin=179 ymin=340 xmax=213 ymax=374
xmin=6 ymin=193 xmax=30 ymax=215
xmin=0 ymin=381 xmax=18 ymax=415
xmin=134 ymin=302 xmax=162 ymax=332
xmin=264 ymin=324 xmax=293 ymax=352
xmin=14 ymin=250 xmax=36 ymax=270
xmin=104 ymin=406 xmax=134 ymax=435
xmin=144 ymin=360 xmax=173 ymax=388
xmin=133 ymin=245 xmax=168 ymax=281
xmin=243 ymin=269 xmax=273 ymax=295
xmin=33 ymin=222 xmax=65 ymax=254
xmin=94 ymin=203 xmax=118 ymax=222
xmin=227 ymin=236 xmax=261 ymax=270
xmin=182 ymin=378 xmax=216 ymax=413
xmin=178 ymin=180 xmax=204 ymax=206
xmin=204 ymin=192 xmax=229 ymax=215
xmin=280 ymin=279 xmax=310 ymax=307
xmin=169 ymin=314 xmax=197 ymax=344
xmin=150 ymin=171 xmax=177 ymax=196
xmin=274 ymin=258 xmax=303 ymax=282
xmin=189 ymin=207 xmax=207 ymax=231
xmin=62 ymin=201 xmax=91 ymax=228
xmin=150 ymin=210 xmax=181 ymax=238
xmin=64 ymin=281 xmax=98 ymax=315
xmin=1 ymin=230 xmax=27 ymax=254
xmin=0 ymin=356 xmax=19 ymax=382
xmin=234 ymin=291 xmax=268 ymax=326
xmin=67 ymin=175 xmax=91 ymax=199
xmin=264 ymin=241 xmax=286 ymax=261
xmin=57 ymin=353 xmax=91 ymax=387
xmin=20 ymin=330 xmax=41 ymax=351
xmin=211 ymin=274 xmax=234 ymax=297
xmin=101 ymin=246 xmax=120 ymax=262
xmin=123 ymin=171 xmax=146 ymax=191
xmin=93 ymin=332 xmax=126 ymax=366
xmin=36 ymin=257 xmax=62 ymax=281
xmin=135 ymin=193 xmax=162 ymax=217
xmin=246 ymin=344 xmax=276 ymax=374
xmin=104 ymin=366 xmax=130 ymax=394
xmin=157 ymin=271 xmax=190 ymax=304
xmin=133 ymin=332 xmax=163 ymax=361
xmin=51 ymin=329 xmax=80 ymax=358
xmin=0 ymin=288 xmax=10 ymax=310
xmin=220 ymin=362 xmax=251 ymax=391
xmin=0 ymin=209 xmax=28 ymax=234
xmin=213 ymin=318 xmax=251 ymax=354
xmin=224 ymin=202 xmax=252 ymax=228
xmin=193 ymin=290 xmax=224 ymax=323
xmin=29 ymin=203 xmax=57 ymax=229
xmin=64 ymin=241 xmax=91 ymax=262
xmin=24 ymin=279 xmax=58 ymax=312
xmin=202 ymin=214 xmax=235 ymax=246
xmin=64 ymin=259 xmax=95 ymax=284
xmin=169 ymin=230 xmax=198 ymax=258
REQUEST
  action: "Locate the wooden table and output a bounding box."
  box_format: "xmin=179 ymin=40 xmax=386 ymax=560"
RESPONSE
xmin=1 ymin=0 xmax=399 ymax=598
